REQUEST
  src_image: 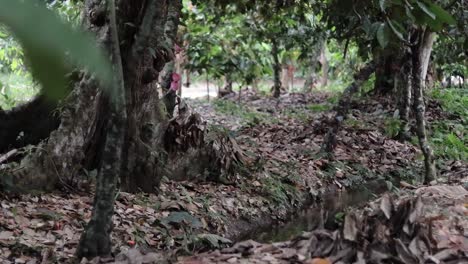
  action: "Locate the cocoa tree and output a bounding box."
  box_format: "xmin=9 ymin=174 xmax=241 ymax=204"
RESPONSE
xmin=1 ymin=0 xmax=182 ymax=258
xmin=321 ymin=0 xmax=456 ymax=183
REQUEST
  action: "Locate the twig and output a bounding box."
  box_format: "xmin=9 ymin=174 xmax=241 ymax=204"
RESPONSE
xmin=0 ymin=149 xmax=19 ymax=164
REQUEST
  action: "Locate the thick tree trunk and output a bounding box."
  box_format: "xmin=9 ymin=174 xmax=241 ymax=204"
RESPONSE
xmin=411 ymin=29 xmax=437 ymax=183
xmin=322 ymin=61 xmax=376 ymax=153
xmin=76 ymin=0 xmax=127 ymax=258
xmin=271 ymin=39 xmax=282 ymax=98
xmin=2 ymin=0 xmax=175 ymax=193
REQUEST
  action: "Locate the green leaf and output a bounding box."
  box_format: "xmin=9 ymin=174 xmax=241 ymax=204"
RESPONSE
xmin=386 ymin=19 xmax=405 ymax=41
xmin=376 ymin=23 xmax=389 ymax=48
xmin=0 ymin=0 xmax=111 ymax=101
xmin=405 ymin=5 xmax=416 ymax=22
xmin=426 ymin=2 xmax=456 ymax=25
xmin=161 ymin=211 xmax=203 ymax=229
xmin=416 ymin=1 xmax=436 ymax=20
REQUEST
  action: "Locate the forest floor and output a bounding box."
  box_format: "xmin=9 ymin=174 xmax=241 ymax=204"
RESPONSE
xmin=0 ymin=89 xmax=467 ymax=263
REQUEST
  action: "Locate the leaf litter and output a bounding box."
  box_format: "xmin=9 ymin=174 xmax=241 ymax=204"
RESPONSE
xmin=1 ymin=91 xmax=467 ymax=263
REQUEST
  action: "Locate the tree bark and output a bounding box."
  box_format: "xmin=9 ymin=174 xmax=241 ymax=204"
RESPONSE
xmin=411 ymin=28 xmax=437 ymax=183
xmin=2 ymin=0 xmax=175 ymax=193
xmin=160 ymin=0 xmax=183 ymax=118
xmin=398 ymin=49 xmax=412 ymax=141
xmin=218 ymin=74 xmax=234 ymax=97
xmin=322 ymin=61 xmax=376 ymax=153
xmin=271 ymin=39 xmax=282 ymax=98
xmin=420 ymin=32 xmax=436 ymax=84
xmin=76 ymin=0 xmax=127 ymax=257
xmin=318 ymin=40 xmax=328 ymax=87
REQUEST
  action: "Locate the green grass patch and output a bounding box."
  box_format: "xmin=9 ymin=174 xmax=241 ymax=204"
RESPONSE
xmin=307 ymin=103 xmax=332 ymax=112
xmin=429 ymin=88 xmax=468 ymax=161
xmin=383 ymin=117 xmax=402 ymax=138
xmin=213 ymin=99 xmax=275 ymax=125
xmin=431 ymin=88 xmax=468 ymax=119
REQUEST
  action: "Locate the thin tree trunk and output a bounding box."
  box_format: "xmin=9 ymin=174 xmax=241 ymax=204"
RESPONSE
xmin=281 ymin=65 xmax=289 ymax=90
xmin=322 ymin=61 xmax=376 ymax=153
xmin=397 ymin=48 xmax=412 ymax=141
xmin=206 ymin=72 xmax=210 ymax=102
xmin=76 ymin=0 xmax=127 ymax=258
xmin=272 ymin=39 xmax=281 ymax=98
xmin=252 ymin=78 xmax=259 ymax=93
xmin=319 ymin=40 xmax=328 ymax=87
xmin=411 ymin=29 xmax=437 ymax=183
xmin=160 ymin=0 xmax=183 ymax=117
xmin=420 ymin=32 xmax=436 ymax=84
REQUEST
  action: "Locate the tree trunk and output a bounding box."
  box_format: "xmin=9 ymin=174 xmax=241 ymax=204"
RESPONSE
xmin=160 ymin=0 xmax=183 ymax=118
xmin=398 ymin=49 xmax=412 ymax=141
xmin=271 ymin=39 xmax=282 ymax=98
xmin=373 ymin=48 xmax=402 ymax=95
xmin=322 ymin=61 xmax=376 ymax=153
xmin=2 ymin=0 xmax=177 ymax=193
xmin=420 ymin=32 xmax=436 ymax=84
xmin=76 ymin=0 xmax=127 ymax=257
xmin=303 ymin=58 xmax=319 ymax=92
xmin=411 ymin=28 xmax=437 ymax=183
xmin=303 ymin=38 xmax=326 ymax=92
xmin=218 ymin=74 xmax=233 ymax=97
xmin=318 ymin=40 xmax=328 ymax=87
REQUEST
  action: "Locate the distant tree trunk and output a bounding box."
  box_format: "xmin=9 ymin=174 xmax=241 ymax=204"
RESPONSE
xmin=373 ymin=49 xmax=402 ymax=95
xmin=411 ymin=28 xmax=437 ymax=183
xmin=303 ymin=38 xmax=327 ymax=92
xmin=318 ymin=40 xmax=328 ymax=87
xmin=218 ymin=74 xmax=233 ymax=97
xmin=281 ymin=65 xmax=289 ymax=90
xmin=322 ymin=61 xmax=376 ymax=153
xmin=271 ymin=39 xmax=282 ymax=98
xmin=303 ymin=62 xmax=318 ymax=92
